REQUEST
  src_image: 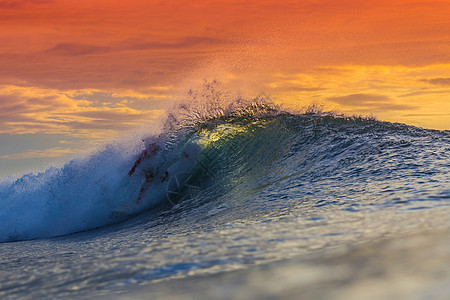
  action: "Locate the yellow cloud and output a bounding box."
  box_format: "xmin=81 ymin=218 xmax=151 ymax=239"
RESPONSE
xmin=266 ymin=64 xmax=450 ymax=130
xmin=0 ymin=84 xmax=167 ymax=137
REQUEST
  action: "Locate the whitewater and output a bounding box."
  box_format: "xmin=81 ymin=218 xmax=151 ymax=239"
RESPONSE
xmin=0 ymin=96 xmax=449 ymax=299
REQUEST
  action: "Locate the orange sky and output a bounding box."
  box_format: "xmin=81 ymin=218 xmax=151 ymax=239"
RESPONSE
xmin=1 ymin=0 xmax=449 ymax=177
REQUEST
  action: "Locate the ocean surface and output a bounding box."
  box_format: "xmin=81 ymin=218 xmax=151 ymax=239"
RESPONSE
xmin=0 ymin=101 xmax=449 ymax=299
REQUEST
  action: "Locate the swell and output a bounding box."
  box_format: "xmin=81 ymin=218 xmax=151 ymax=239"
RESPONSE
xmin=0 ymin=107 xmax=449 ymax=243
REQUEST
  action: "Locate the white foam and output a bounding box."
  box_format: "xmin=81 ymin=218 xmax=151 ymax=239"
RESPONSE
xmin=0 ymin=138 xmax=168 ymax=242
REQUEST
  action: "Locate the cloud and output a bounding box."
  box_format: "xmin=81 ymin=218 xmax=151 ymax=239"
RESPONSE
xmin=267 ymin=84 xmax=325 ymax=92
xmin=327 ymin=93 xmax=416 ymax=111
xmin=43 ymin=37 xmax=221 ymax=57
xmin=0 ymin=132 xmax=86 ymax=156
xmin=2 ymin=0 xmax=450 ymax=93
xmin=420 ymin=78 xmax=450 ymax=86
xmin=328 ymin=93 xmax=391 ymax=106
xmin=0 ymin=85 xmax=165 ymax=135
xmin=399 ymin=90 xmax=450 ymax=97
xmin=45 ymin=43 xmax=110 ymax=56
xmin=0 ymin=0 xmax=52 ymax=9
xmin=0 ymin=147 xmax=75 ymax=159
xmin=403 ymin=113 xmax=450 ymax=117
xmin=124 ymin=36 xmax=222 ymax=51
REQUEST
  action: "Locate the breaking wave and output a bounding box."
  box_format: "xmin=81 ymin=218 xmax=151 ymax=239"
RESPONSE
xmin=0 ymin=92 xmax=449 ymax=243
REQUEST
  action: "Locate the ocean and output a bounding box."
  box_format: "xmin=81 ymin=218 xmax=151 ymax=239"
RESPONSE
xmin=1 ymin=100 xmax=449 ymax=299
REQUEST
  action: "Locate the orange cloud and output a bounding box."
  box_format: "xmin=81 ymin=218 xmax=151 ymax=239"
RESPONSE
xmin=1 ymin=0 xmax=449 ymax=91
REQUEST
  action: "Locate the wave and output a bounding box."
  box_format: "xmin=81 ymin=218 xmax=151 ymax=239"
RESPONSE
xmin=1 ymin=96 xmax=449 ymax=243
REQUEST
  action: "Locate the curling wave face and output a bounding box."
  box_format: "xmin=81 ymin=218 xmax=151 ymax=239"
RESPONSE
xmin=0 ymin=104 xmax=449 ymax=243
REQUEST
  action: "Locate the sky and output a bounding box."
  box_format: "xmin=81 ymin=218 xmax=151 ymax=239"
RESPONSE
xmin=1 ymin=0 xmax=449 ymax=178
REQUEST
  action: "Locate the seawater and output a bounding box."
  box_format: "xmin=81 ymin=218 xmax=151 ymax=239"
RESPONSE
xmin=0 ymin=107 xmax=449 ymax=299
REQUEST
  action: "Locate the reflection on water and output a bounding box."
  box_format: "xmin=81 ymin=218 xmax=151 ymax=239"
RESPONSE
xmin=119 ymin=228 xmax=449 ymax=300
xmin=1 ymin=193 xmax=448 ymax=299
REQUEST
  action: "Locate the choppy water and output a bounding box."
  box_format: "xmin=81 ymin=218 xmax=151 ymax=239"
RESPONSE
xmin=1 ymin=105 xmax=449 ymax=299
